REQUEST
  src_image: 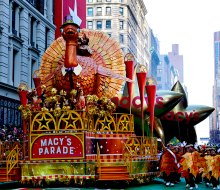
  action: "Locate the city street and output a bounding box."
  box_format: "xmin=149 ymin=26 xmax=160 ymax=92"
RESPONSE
xmin=0 ymin=0 xmax=219 ymax=189
xmin=0 ymin=178 xmax=217 ymax=190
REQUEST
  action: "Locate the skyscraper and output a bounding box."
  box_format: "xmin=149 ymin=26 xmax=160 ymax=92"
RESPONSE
xmin=149 ymin=29 xmax=160 ymax=79
xmin=168 ymin=44 xmax=184 ymax=84
xmin=211 ymin=31 xmax=220 ymax=143
xmin=156 ymin=44 xmax=182 ymax=91
xmin=156 ymin=55 xmax=170 ymax=90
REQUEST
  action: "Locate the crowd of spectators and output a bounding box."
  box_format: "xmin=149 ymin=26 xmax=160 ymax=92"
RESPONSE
xmin=0 ymin=124 xmax=24 ymax=161
xmin=0 ymin=124 xmax=23 ymax=143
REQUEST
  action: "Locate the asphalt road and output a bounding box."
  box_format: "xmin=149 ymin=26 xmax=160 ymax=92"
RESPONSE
xmin=0 ymin=178 xmax=217 ymax=190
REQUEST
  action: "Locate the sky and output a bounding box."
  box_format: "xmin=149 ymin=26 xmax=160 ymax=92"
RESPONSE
xmin=143 ymin=0 xmax=220 ymax=143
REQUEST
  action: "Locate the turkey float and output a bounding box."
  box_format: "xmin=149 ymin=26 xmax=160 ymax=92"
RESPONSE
xmin=15 ymin=15 xmax=161 ymax=187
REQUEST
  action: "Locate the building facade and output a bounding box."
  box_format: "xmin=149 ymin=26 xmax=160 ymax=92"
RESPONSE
xmin=155 ymin=44 xmax=184 ymax=91
xmin=148 ymin=30 xmax=181 ymax=91
xmin=168 ymin=44 xmax=184 ymax=84
xmin=156 ymin=55 xmax=172 ymax=90
xmin=0 ymin=0 xmax=55 ymax=126
xmin=86 ymin=0 xmax=151 ymax=66
xmin=211 ymin=31 xmax=220 ymax=143
xmin=149 ymin=28 xmax=160 ymax=79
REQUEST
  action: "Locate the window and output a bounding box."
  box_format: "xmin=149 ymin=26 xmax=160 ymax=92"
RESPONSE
xmin=29 ymin=0 xmax=37 ymax=6
xmin=106 ymin=7 xmax=111 ymax=15
xmin=157 ymin=77 xmax=161 ymax=81
xmin=119 ymin=34 xmax=124 ymax=43
xmin=11 ymin=48 xmax=21 ymax=87
xmin=97 ymin=0 xmax=102 ymax=2
xmin=119 ymin=7 xmax=124 ymax=16
xmin=87 ymin=7 xmax=93 ymax=16
xmin=106 ymin=0 xmax=111 ymax=2
xmin=28 ymin=0 xmax=44 ymax=14
xmin=119 ymin=20 xmax=124 ymax=29
xmin=97 ymin=21 xmax=102 ymax=29
xmin=0 ymin=96 xmax=21 ymax=127
xmin=106 ymin=20 xmax=111 ymax=29
xmin=97 ymin=7 xmax=102 ymax=16
xmin=87 ymin=0 xmax=93 ymax=2
xmin=30 ymin=17 xmax=34 ymax=45
xmin=30 ymin=17 xmax=36 ymax=47
xmin=31 ymin=59 xmax=38 ymax=88
xmin=87 ymin=21 xmax=93 ymax=29
xmin=45 ymin=27 xmax=49 ymax=50
xmin=11 ymin=2 xmax=21 ymax=36
xmin=12 ymin=4 xmax=16 ymax=33
xmin=12 ymin=49 xmax=18 ymax=83
xmin=157 ymin=69 xmax=162 ymax=74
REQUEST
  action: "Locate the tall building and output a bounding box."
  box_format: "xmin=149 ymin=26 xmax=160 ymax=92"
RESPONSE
xmin=156 ymin=44 xmax=180 ymax=91
xmin=149 ymin=29 xmax=160 ymax=79
xmin=148 ymin=31 xmax=181 ymax=91
xmin=156 ymin=55 xmax=173 ymax=90
xmin=168 ymin=44 xmax=184 ymax=83
xmin=211 ymin=31 xmax=220 ymax=143
xmin=86 ymin=0 xmax=151 ymax=66
xmin=0 ymin=0 xmax=55 ymax=126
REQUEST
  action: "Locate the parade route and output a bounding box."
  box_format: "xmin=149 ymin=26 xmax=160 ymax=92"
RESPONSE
xmin=1 ymin=178 xmax=217 ymax=190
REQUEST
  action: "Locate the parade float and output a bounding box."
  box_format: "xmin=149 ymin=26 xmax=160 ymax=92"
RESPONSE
xmin=0 ymin=14 xmax=214 ymax=188
xmin=0 ymin=16 xmax=160 ymax=187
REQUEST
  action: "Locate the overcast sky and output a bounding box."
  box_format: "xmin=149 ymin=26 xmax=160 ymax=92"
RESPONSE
xmin=143 ymin=0 xmax=220 ymax=143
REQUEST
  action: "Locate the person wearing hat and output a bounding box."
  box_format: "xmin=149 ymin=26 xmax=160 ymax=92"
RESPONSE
xmin=203 ymin=147 xmax=214 ymax=187
xmin=159 ymin=143 xmax=179 ymax=187
xmin=171 ymin=145 xmax=182 ymax=184
xmin=204 ymin=147 xmax=220 ymax=189
xmin=180 ymin=144 xmax=199 ymax=190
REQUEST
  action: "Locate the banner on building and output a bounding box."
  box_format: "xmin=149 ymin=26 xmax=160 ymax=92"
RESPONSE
xmin=54 ymin=0 xmax=86 ymax=38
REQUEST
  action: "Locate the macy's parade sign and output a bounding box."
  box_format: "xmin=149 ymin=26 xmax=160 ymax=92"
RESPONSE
xmin=30 ymin=133 xmax=84 ymax=160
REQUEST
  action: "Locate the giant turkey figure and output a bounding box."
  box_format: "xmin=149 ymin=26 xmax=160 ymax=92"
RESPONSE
xmin=39 ymin=15 xmax=130 ymax=99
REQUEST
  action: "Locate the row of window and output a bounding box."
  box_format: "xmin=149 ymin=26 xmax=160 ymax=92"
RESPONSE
xmin=88 ymin=0 xmax=123 ymax=2
xmin=11 ymin=2 xmax=50 ymax=50
xmin=87 ymin=20 xmax=124 ymax=30
xmin=11 ymin=47 xmax=38 ymax=88
xmin=87 ymin=7 xmax=124 ymax=16
xmin=86 ymin=22 xmax=125 ymax=44
xmin=9 ymin=1 xmax=51 ymax=88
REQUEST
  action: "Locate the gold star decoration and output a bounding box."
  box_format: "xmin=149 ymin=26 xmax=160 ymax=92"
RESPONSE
xmin=96 ymin=115 xmax=115 ymax=132
xmin=60 ymin=111 xmax=82 ymax=130
xmin=118 ymin=115 xmax=130 ymax=131
xmin=35 ymin=112 xmax=55 ymax=131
